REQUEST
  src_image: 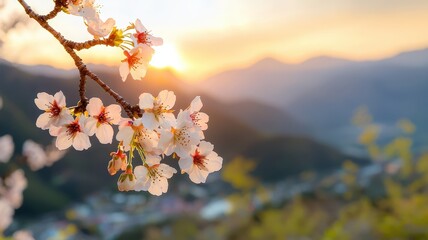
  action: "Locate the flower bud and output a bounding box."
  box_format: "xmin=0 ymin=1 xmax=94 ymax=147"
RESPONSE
xmin=117 ymin=165 xmax=135 ymax=191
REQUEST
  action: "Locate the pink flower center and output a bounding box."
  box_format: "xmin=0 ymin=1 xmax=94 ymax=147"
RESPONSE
xmin=66 ymin=120 xmax=81 ymax=137
xmin=96 ymin=107 xmax=109 ymax=124
xmin=49 ymin=100 xmax=62 ymax=118
xmin=134 ymin=32 xmax=148 ymax=44
xmin=122 ymin=50 xmax=140 ymax=69
xmin=192 ymin=150 xmax=207 ymax=170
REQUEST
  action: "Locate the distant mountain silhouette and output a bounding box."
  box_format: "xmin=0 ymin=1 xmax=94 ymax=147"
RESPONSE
xmin=225 ymin=100 xmax=308 ymax=136
xmin=198 ymin=47 xmax=428 ymax=151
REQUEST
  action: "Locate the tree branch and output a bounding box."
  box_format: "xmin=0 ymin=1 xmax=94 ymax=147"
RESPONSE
xmin=16 ymin=0 xmax=136 ymax=118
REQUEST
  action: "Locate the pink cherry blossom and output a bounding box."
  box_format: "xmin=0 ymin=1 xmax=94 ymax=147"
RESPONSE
xmin=0 ymin=199 xmax=13 ymax=232
xmin=134 ymin=159 xmax=177 ymax=196
xmin=179 ymin=141 xmax=223 ymax=184
xmin=35 ymin=91 xmax=73 ymax=130
xmin=187 ymin=96 xmax=209 ymax=135
xmin=56 ymin=117 xmax=91 ymax=151
xmin=0 ymin=135 xmax=14 ymax=163
xmin=119 ymin=45 xmax=154 ymax=81
xmin=68 ymin=0 xmax=97 ymax=20
xmin=132 ymin=19 xmax=163 ymax=47
xmin=158 ymin=110 xmax=201 ymax=158
xmin=23 ymin=140 xmax=47 ymax=171
xmin=87 ymin=17 xmax=115 ymax=39
xmin=4 ymin=169 xmax=27 ymax=209
xmin=139 ymin=90 xmax=176 ymax=130
xmin=116 ymin=118 xmax=159 ymax=152
xmin=13 ymin=230 xmax=35 ymax=240
xmin=85 ymin=98 xmax=121 ymax=144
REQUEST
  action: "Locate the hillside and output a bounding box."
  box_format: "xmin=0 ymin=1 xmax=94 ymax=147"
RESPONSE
xmin=197 ymin=47 xmax=428 ymax=150
xmin=0 ymin=62 xmax=363 ymax=216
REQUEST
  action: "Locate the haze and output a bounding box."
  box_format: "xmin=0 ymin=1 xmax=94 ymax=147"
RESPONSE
xmin=2 ymin=0 xmax=428 ymax=81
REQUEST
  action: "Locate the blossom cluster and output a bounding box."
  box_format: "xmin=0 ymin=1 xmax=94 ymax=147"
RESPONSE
xmin=23 ymin=140 xmax=66 ymax=171
xmin=66 ymin=0 xmax=162 ymax=81
xmin=35 ymin=90 xmax=223 ymax=195
xmin=0 ymin=170 xmax=33 ymax=240
xmin=0 ymin=135 xmax=34 ymax=239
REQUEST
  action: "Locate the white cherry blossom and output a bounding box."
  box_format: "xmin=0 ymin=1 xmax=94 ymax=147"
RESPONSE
xmin=35 ymin=91 xmax=73 ymax=130
xmin=87 ymin=17 xmax=115 ymax=39
xmin=131 ymin=19 xmax=163 ymax=47
xmin=56 ymin=117 xmax=91 ymax=151
xmin=119 ymin=45 xmax=154 ymax=81
xmin=23 ymin=140 xmax=47 ymax=171
xmin=134 ymin=159 xmax=177 ymax=196
xmin=0 ymin=199 xmax=13 ymax=232
xmin=187 ymin=96 xmax=209 ymax=137
xmin=68 ymin=0 xmax=98 ymax=20
xmin=139 ymin=90 xmax=176 ymax=130
xmin=0 ymin=135 xmax=14 ymax=163
xmin=13 ymin=230 xmax=35 ymax=240
xmin=4 ymin=169 xmax=27 ymax=209
xmin=179 ymin=141 xmax=223 ymax=184
xmin=116 ymin=118 xmax=159 ymax=152
xmin=158 ymin=110 xmax=201 ymax=158
xmin=85 ymin=98 xmax=121 ymax=144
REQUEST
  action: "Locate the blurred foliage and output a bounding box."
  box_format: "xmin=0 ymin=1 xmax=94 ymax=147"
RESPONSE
xmin=117 ymin=108 xmax=428 ymax=240
xmin=222 ymin=157 xmax=258 ymax=191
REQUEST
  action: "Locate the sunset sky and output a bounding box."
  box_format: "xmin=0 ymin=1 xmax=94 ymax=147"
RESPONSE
xmin=2 ymin=0 xmax=428 ymax=81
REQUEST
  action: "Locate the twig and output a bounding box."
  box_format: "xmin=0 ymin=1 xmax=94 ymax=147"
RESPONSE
xmin=70 ymin=39 xmax=115 ymax=51
xmin=39 ymin=1 xmax=63 ymax=21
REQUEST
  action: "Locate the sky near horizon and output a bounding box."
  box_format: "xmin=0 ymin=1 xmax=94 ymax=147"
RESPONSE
xmin=1 ymin=0 xmax=428 ymax=81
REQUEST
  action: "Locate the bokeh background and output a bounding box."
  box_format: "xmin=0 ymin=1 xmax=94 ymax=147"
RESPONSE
xmin=1 ymin=0 xmax=428 ymax=239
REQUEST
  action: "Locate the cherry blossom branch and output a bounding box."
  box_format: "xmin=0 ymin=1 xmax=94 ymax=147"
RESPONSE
xmin=16 ymin=0 xmax=137 ymax=118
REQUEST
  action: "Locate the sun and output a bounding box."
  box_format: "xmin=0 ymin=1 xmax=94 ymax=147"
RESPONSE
xmin=150 ymin=43 xmax=186 ymax=71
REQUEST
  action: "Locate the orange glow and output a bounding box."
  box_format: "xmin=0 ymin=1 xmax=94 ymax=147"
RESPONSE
xmin=150 ymin=44 xmax=186 ymax=71
xmin=2 ymin=4 xmax=428 ymax=82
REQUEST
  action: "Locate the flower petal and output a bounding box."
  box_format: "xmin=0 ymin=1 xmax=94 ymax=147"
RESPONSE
xmin=141 ymin=112 xmax=158 ymax=130
xmin=148 ymin=35 xmax=163 ymax=46
xmin=95 ymin=124 xmax=114 ymax=144
xmin=189 ymin=96 xmax=203 ymax=113
xmin=119 ymin=62 xmax=129 ymax=82
xmin=134 ymin=19 xmax=147 ymax=33
xmin=85 ymin=117 xmax=98 ymax=136
xmin=199 ymin=141 xmax=214 ymax=156
xmin=72 ymin=132 xmax=91 ymax=151
xmin=36 ymin=112 xmax=52 ymax=130
xmin=158 ymin=90 xmax=176 ymax=110
xmin=56 ymin=132 xmax=73 ymax=150
xmin=87 ymin=97 xmax=103 ymax=116
xmin=130 ymin=63 xmax=147 ymax=81
xmin=54 ymin=91 xmax=66 ymax=107
xmin=139 ymin=93 xmax=154 ymax=109
xmin=178 ymin=156 xmax=193 ymax=172
xmin=34 ymin=92 xmax=54 ymax=110
xmin=106 ymin=104 xmax=122 ymax=124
